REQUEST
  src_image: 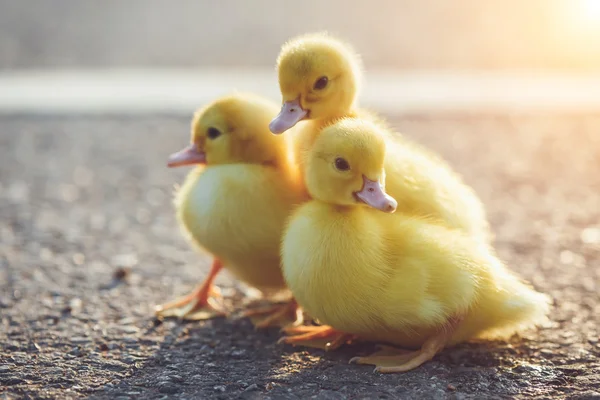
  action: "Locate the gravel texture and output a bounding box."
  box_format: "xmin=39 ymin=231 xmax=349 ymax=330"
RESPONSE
xmin=1 ymin=113 xmax=599 ymax=399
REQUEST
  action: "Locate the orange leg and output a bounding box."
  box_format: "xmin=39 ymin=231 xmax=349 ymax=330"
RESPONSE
xmin=155 ymin=259 xmax=226 ymax=320
xmin=242 ymin=299 xmax=304 ymax=329
xmin=278 ymin=325 xmax=357 ymax=351
xmin=350 ymin=316 xmax=463 ymax=373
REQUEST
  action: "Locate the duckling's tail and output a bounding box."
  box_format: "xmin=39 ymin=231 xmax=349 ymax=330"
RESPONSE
xmin=468 ymin=263 xmax=551 ymax=341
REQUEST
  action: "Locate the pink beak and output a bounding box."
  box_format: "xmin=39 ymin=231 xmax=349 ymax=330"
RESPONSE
xmin=167 ymin=143 xmax=206 ymax=167
xmin=354 ymin=176 xmax=397 ymax=213
xmin=269 ymin=98 xmax=308 ymax=134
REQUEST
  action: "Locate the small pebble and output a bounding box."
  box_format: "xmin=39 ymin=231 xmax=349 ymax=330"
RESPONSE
xmin=244 ymin=384 xmax=259 ymax=392
xmin=447 ymin=384 xmax=456 ymax=391
xmin=113 ymin=267 xmax=130 ymax=281
xmin=70 ymin=337 xmax=91 ymax=344
xmin=120 ymin=325 xmax=140 ymax=334
xmin=68 ymin=347 xmax=82 ymax=357
xmin=72 ymin=253 xmax=85 ymax=265
xmin=69 ymin=298 xmax=83 ymax=312
xmin=158 ymin=383 xmax=179 ymax=394
xmin=213 ymin=385 xmax=226 ymax=392
xmin=169 ymin=375 xmax=185 ymax=383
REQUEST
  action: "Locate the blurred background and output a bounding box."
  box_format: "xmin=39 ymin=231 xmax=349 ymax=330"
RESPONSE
xmin=1 ymin=0 xmax=600 ymax=71
xmin=2 ymin=0 xmax=600 ymax=115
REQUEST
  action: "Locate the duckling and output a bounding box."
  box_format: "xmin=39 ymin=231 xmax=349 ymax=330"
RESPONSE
xmin=156 ymin=93 xmax=307 ymax=328
xmin=270 ymin=32 xmax=491 ymax=243
xmin=279 ymin=118 xmax=550 ymax=373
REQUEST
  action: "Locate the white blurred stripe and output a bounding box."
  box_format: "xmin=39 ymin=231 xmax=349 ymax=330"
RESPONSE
xmin=1 ymin=69 xmax=600 ymax=114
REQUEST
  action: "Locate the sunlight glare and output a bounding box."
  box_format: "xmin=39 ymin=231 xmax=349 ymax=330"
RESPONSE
xmin=581 ymin=0 xmax=600 ymax=23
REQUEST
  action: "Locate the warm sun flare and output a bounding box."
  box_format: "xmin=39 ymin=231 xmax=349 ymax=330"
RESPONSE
xmin=581 ymin=0 xmax=600 ymax=22
xmin=562 ymin=0 xmax=600 ymax=37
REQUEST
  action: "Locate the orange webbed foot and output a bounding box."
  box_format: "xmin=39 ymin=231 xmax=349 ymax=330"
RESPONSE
xmin=278 ymin=325 xmax=357 ymax=351
xmin=350 ymin=316 xmax=463 ymax=373
xmin=241 ymin=299 xmax=304 ymax=329
xmin=349 ymin=345 xmax=422 ymax=373
xmin=155 ymin=259 xmax=226 ymax=321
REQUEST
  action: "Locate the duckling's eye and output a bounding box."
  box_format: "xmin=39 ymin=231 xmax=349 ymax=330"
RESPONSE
xmin=313 ymin=76 xmax=329 ymax=90
xmin=334 ymin=157 xmax=350 ymax=171
xmin=207 ymin=127 xmax=221 ymax=140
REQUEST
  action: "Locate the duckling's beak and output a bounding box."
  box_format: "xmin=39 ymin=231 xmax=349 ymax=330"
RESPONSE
xmin=167 ymin=143 xmax=206 ymax=167
xmin=355 ymin=176 xmax=397 ymax=213
xmin=269 ymin=99 xmax=308 ymax=134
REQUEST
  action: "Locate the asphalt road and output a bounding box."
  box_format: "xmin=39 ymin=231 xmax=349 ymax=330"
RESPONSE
xmin=1 ymin=113 xmax=599 ymax=399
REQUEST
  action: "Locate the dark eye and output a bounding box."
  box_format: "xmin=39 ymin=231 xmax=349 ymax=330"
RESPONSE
xmin=334 ymin=157 xmax=350 ymax=171
xmin=207 ymin=127 xmax=221 ymax=139
xmin=313 ymin=76 xmax=328 ymax=90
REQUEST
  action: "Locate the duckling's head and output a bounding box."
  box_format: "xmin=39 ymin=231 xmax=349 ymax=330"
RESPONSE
xmin=305 ymin=118 xmax=397 ymax=213
xmin=270 ymin=32 xmax=362 ymax=134
xmin=168 ymin=93 xmax=289 ymax=167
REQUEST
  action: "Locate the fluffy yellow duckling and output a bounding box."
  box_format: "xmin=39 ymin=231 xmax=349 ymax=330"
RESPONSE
xmin=270 ymin=32 xmax=490 ymax=242
xmin=279 ymin=118 xmax=550 ymax=373
xmin=155 ymin=93 xmax=307 ymax=327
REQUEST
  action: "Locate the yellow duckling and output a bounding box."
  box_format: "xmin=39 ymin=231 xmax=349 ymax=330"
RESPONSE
xmin=156 ymin=93 xmax=307 ymax=327
xmin=280 ymin=118 xmax=550 ymax=373
xmin=270 ymin=32 xmax=490 ymax=242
